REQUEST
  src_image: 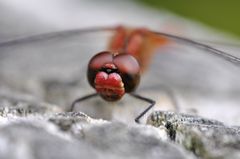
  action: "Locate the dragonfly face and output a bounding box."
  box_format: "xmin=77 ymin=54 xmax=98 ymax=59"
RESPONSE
xmin=87 ymin=51 xmax=140 ymax=101
xmin=86 ymin=26 xmax=168 ymax=103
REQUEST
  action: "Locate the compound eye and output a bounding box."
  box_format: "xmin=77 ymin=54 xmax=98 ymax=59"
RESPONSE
xmin=88 ymin=51 xmax=113 ymax=70
xmin=113 ymin=54 xmax=140 ymax=75
xmin=88 ymin=51 xmax=114 ymax=88
xmin=113 ymin=54 xmax=140 ymax=92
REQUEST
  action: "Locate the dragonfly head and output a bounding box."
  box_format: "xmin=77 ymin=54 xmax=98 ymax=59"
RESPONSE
xmin=87 ymin=51 xmax=140 ymax=101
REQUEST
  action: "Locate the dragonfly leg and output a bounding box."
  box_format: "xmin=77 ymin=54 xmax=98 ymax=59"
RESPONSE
xmin=130 ymin=93 xmax=156 ymax=123
xmin=69 ymin=93 xmax=98 ymax=112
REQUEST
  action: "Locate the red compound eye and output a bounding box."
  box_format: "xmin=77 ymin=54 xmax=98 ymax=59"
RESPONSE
xmin=113 ymin=54 xmax=140 ymax=92
xmin=87 ymin=51 xmax=113 ymax=88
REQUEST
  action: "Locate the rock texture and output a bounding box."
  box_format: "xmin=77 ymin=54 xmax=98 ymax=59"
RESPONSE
xmin=0 ymin=90 xmax=239 ymax=159
xmin=0 ymin=104 xmax=196 ymax=159
xmin=147 ymin=111 xmax=240 ymax=159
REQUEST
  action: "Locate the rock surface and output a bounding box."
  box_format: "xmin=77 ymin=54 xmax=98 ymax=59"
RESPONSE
xmin=0 ymin=108 xmax=196 ymax=159
xmin=0 ymin=91 xmax=239 ymax=159
xmin=147 ymin=111 xmax=240 ymax=159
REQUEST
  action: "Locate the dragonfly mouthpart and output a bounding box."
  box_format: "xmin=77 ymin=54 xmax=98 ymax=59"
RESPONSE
xmin=95 ymin=71 xmax=125 ymax=101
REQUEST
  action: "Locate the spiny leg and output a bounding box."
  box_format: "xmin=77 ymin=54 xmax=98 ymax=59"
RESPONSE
xmin=138 ymin=84 xmax=180 ymax=112
xmin=130 ymin=93 xmax=156 ymax=123
xmin=69 ymin=93 xmax=98 ymax=112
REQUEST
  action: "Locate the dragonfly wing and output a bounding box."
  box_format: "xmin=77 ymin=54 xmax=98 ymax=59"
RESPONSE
xmin=0 ymin=27 xmax=240 ymax=124
xmin=137 ymin=38 xmax=240 ymax=125
xmin=0 ymin=28 xmax=114 ymax=79
xmin=0 ymin=28 xmax=115 ymax=116
xmin=152 ymin=31 xmax=240 ymax=65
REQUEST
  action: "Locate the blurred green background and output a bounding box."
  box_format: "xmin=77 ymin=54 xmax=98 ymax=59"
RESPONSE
xmin=138 ymin=0 xmax=240 ymax=37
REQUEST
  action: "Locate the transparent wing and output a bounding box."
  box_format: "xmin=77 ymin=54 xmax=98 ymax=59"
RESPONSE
xmin=0 ymin=27 xmax=239 ymax=124
xmin=138 ymin=32 xmax=240 ymax=125
xmin=152 ymin=31 xmax=240 ymax=65
xmin=0 ymin=27 xmax=114 ymax=78
xmin=0 ymin=27 xmax=115 ymax=118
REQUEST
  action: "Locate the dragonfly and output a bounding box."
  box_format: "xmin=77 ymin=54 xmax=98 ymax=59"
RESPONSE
xmin=0 ymin=25 xmax=240 ymax=123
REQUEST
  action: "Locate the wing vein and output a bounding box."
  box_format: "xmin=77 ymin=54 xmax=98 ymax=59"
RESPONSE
xmin=0 ymin=26 xmax=115 ymax=47
xmin=152 ymin=31 xmax=240 ymax=65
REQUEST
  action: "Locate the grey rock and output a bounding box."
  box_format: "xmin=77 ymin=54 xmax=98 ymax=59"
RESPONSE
xmin=48 ymin=112 xmax=93 ymax=131
xmin=0 ymin=120 xmax=98 ymax=159
xmin=176 ymin=124 xmax=240 ymax=159
xmin=0 ymin=93 xmax=62 ymax=117
xmin=147 ymin=111 xmax=240 ymax=159
xmin=78 ymin=122 xmax=195 ymax=159
xmin=0 ymin=113 xmax=196 ymax=159
xmin=48 ymin=112 xmax=196 ymax=159
xmin=147 ymin=111 xmax=224 ymax=127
